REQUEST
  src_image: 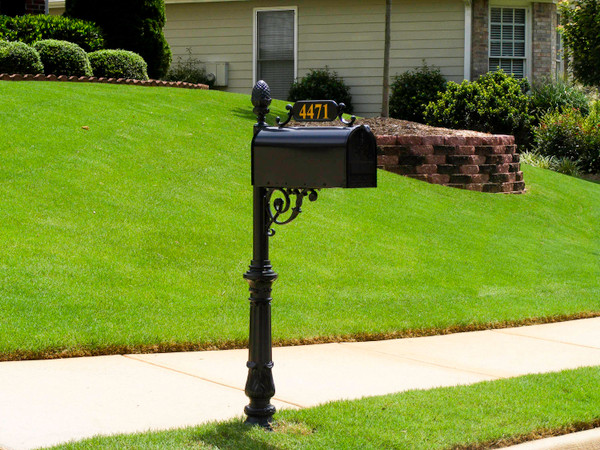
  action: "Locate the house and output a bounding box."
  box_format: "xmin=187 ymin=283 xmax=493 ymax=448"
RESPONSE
xmin=1 ymin=0 xmax=47 ymax=15
xmin=49 ymin=0 xmax=562 ymax=117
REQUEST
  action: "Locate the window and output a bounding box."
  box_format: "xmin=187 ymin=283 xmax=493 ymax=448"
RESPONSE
xmin=255 ymin=9 xmax=296 ymax=101
xmin=489 ymin=7 xmax=527 ymax=78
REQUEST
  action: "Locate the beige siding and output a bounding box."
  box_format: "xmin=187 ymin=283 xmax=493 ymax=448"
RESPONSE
xmin=165 ymin=0 xmax=464 ymax=117
xmin=50 ymin=0 xmax=466 ymax=117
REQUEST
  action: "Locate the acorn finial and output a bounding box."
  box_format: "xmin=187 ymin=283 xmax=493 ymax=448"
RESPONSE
xmin=252 ymin=81 xmax=271 ymax=130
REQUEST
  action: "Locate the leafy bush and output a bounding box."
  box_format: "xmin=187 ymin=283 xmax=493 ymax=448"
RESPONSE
xmin=559 ymin=0 xmax=600 ymax=86
xmin=89 ymin=49 xmax=148 ymax=80
xmin=32 ymin=39 xmax=92 ymax=77
xmin=424 ymin=70 xmax=533 ymax=144
xmin=288 ymin=67 xmax=353 ymax=113
xmin=389 ymin=63 xmax=447 ymax=123
xmin=520 ymin=151 xmax=581 ymax=176
xmin=0 ymin=14 xmax=104 ymax=52
xmin=531 ymin=78 xmax=590 ymax=118
xmin=164 ymin=48 xmax=213 ymax=86
xmin=533 ymin=106 xmax=600 ymax=174
xmin=65 ymin=0 xmax=171 ymax=79
xmin=0 ymin=41 xmax=43 ymax=74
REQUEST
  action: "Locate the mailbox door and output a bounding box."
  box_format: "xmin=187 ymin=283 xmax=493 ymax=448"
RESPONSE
xmin=346 ymin=125 xmax=377 ymax=188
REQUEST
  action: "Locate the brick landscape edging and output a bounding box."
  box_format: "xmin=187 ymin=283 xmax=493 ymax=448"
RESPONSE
xmin=376 ymin=134 xmax=525 ymax=193
xmin=0 ymin=73 xmax=209 ymax=90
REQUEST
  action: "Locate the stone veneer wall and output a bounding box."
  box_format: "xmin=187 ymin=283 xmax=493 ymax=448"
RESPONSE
xmin=377 ymin=134 xmax=525 ymax=193
xmin=532 ymin=2 xmax=558 ymax=80
xmin=471 ymin=0 xmax=489 ymax=80
xmin=25 ymin=0 xmax=46 ymax=14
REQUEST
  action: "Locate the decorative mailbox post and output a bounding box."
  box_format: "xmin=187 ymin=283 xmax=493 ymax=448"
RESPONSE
xmin=243 ymin=80 xmax=377 ymax=428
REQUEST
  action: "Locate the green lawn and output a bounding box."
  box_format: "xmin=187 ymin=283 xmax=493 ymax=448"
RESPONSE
xmin=0 ymin=80 xmax=599 ymax=359
xmin=47 ymin=366 xmax=600 ymax=449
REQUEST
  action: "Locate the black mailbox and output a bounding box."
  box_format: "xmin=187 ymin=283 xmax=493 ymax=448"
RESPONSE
xmin=251 ymin=125 xmax=377 ymax=189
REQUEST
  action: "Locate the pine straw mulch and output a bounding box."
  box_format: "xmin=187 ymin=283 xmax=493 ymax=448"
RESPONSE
xmin=289 ymin=116 xmax=492 ymax=137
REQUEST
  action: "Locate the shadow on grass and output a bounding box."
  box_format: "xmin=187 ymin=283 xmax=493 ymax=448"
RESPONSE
xmin=231 ymin=107 xmax=284 ymax=126
xmin=192 ymin=420 xmax=280 ymax=450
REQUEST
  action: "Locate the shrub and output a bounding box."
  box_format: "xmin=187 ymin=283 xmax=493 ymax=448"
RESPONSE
xmin=89 ymin=49 xmax=148 ymax=80
xmin=531 ymin=77 xmax=590 ymax=118
xmin=559 ymin=0 xmax=600 ymax=86
xmin=32 ymin=39 xmax=92 ymax=77
xmin=288 ymin=67 xmax=353 ymax=113
xmin=65 ymin=0 xmax=172 ymax=79
xmin=520 ymin=151 xmax=582 ymax=177
xmin=0 ymin=14 xmax=104 ymax=52
xmin=164 ymin=48 xmax=213 ymax=87
xmin=424 ymin=70 xmax=533 ymax=144
xmin=389 ymin=63 xmax=447 ymax=123
xmin=0 ymin=41 xmax=43 ymax=74
xmin=533 ymin=106 xmax=600 ymax=174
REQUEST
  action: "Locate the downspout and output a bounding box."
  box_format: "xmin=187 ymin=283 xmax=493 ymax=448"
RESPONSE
xmin=464 ymin=0 xmax=472 ymax=81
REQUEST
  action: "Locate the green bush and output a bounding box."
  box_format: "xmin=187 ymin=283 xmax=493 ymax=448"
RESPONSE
xmin=531 ymin=78 xmax=590 ymax=118
xmin=288 ymin=67 xmax=353 ymax=113
xmin=32 ymin=39 xmax=92 ymax=77
xmin=424 ymin=70 xmax=533 ymax=143
xmin=389 ymin=63 xmax=447 ymax=123
xmin=520 ymin=151 xmax=581 ymax=176
xmin=89 ymin=49 xmax=148 ymax=80
xmin=533 ymin=106 xmax=600 ymax=174
xmin=0 ymin=40 xmax=43 ymax=74
xmin=0 ymin=14 xmax=103 ymax=52
xmin=164 ymin=48 xmax=213 ymax=87
xmin=559 ymin=0 xmax=600 ymax=86
xmin=65 ymin=0 xmax=171 ymax=79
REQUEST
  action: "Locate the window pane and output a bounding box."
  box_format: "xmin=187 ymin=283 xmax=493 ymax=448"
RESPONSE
xmin=256 ymin=10 xmax=295 ymax=100
xmin=515 ymin=9 xmax=526 ymax=24
xmin=503 ymin=24 xmax=513 ymax=40
xmin=258 ymin=60 xmax=294 ymax=100
xmin=502 ymin=42 xmax=513 ymax=57
xmin=490 ymin=42 xmax=501 ymax=56
xmin=514 ymin=42 xmax=525 ymax=57
xmin=491 ymin=7 xmax=502 ymax=23
xmin=502 ymin=8 xmax=513 ymax=23
xmin=490 ymin=24 xmax=502 ymax=40
xmin=258 ymin=11 xmax=294 ymax=61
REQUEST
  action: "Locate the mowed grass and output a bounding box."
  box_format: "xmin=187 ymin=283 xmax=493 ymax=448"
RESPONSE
xmin=47 ymin=366 xmax=600 ymax=449
xmin=1 ymin=81 xmax=599 ymax=358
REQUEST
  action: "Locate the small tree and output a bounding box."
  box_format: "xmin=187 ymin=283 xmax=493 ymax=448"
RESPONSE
xmin=65 ymin=0 xmax=171 ymax=79
xmin=559 ymin=0 xmax=600 ymax=86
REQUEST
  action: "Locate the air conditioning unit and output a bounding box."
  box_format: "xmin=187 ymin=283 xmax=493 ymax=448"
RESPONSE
xmin=205 ymin=62 xmax=229 ymax=87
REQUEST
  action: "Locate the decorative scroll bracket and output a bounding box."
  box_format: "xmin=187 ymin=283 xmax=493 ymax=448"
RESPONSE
xmin=265 ymin=188 xmax=319 ymax=236
xmin=276 ymin=101 xmax=356 ymax=128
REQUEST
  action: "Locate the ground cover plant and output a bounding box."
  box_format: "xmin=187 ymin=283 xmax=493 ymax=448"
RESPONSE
xmin=0 ymin=81 xmax=599 ymax=360
xmin=46 ymin=366 xmax=600 ymax=449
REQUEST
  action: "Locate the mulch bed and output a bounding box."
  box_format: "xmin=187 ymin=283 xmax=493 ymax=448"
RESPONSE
xmin=290 ymin=116 xmax=492 ymax=137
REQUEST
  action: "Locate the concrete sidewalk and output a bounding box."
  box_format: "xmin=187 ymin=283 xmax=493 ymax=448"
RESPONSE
xmin=1 ymin=318 xmax=599 ymax=450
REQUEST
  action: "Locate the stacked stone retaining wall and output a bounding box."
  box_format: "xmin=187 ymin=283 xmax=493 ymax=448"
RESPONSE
xmin=377 ymin=134 xmax=525 ymax=193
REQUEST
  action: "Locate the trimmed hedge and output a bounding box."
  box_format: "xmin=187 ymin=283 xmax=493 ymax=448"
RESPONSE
xmin=0 ymin=14 xmax=104 ymax=52
xmin=32 ymin=39 xmax=92 ymax=77
xmin=88 ymin=49 xmax=148 ymax=80
xmin=0 ymin=41 xmax=43 ymax=75
xmin=65 ymin=0 xmax=171 ymax=79
xmin=390 ymin=64 xmax=447 ymax=124
xmin=424 ymin=70 xmax=533 ymax=145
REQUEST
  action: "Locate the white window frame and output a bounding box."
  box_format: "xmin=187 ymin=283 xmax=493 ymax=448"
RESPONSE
xmin=488 ymin=4 xmax=532 ymax=80
xmin=253 ymin=6 xmax=298 ymax=88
